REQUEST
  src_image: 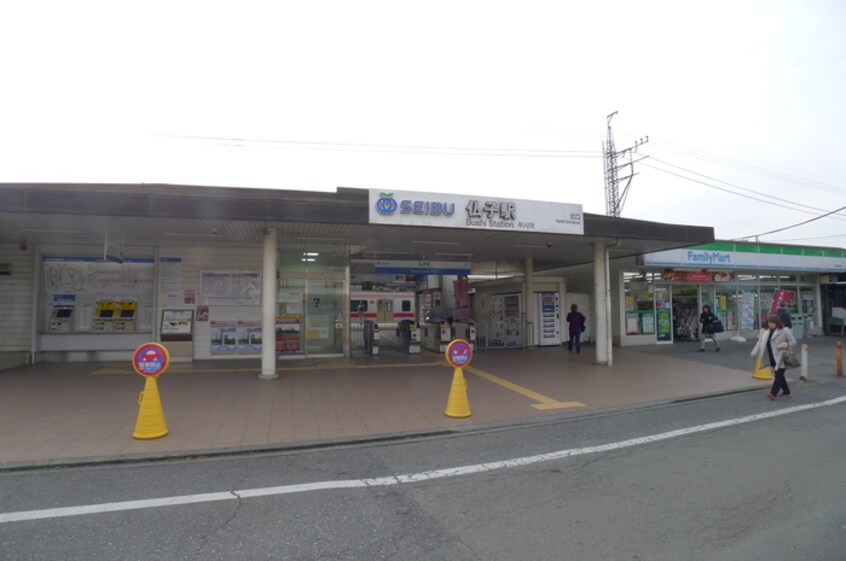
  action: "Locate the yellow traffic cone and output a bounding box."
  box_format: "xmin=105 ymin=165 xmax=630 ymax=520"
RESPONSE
xmin=752 ymin=355 xmax=773 ymax=380
xmin=444 ymin=367 xmax=471 ymax=418
xmin=132 ymin=376 xmax=169 ymax=439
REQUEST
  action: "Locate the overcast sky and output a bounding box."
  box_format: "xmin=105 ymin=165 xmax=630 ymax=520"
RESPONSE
xmin=2 ymin=1 xmax=845 ymax=246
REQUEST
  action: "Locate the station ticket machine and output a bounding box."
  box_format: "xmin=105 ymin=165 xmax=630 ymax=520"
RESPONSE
xmin=92 ymin=301 xmax=137 ymax=331
xmin=48 ymin=307 xmax=74 ymax=332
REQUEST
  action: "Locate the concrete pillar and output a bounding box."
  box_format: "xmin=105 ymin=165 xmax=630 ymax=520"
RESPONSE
xmin=593 ymin=242 xmax=611 ymax=366
xmin=525 ymin=257 xmax=534 ymax=348
xmin=259 ymin=228 xmax=279 ymax=380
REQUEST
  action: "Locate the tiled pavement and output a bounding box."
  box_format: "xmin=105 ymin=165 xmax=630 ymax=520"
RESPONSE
xmin=1 ymin=337 xmax=843 ymax=469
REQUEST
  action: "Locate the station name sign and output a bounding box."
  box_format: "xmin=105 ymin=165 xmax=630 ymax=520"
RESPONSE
xmin=368 ymin=189 xmax=584 ymax=236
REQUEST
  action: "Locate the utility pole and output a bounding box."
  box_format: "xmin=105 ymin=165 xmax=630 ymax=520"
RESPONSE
xmin=604 ymin=112 xmax=649 ymax=217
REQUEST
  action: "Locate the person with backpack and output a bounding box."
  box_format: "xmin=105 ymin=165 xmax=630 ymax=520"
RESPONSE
xmin=698 ymin=304 xmax=721 ymax=352
xmin=776 ymin=301 xmax=793 ymax=329
xmin=566 ymin=304 xmax=586 ymax=354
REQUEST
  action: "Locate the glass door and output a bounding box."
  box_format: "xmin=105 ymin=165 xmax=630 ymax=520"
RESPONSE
xmin=304 ymin=274 xmax=345 ymax=355
xmin=671 ymin=286 xmax=699 ymax=342
xmin=278 ymin=248 xmax=347 ymax=357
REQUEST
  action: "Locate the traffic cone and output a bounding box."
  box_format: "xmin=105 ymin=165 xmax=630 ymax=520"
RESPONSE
xmin=444 ymin=367 xmax=471 ymax=418
xmin=752 ymin=355 xmax=773 ymax=380
xmin=132 ymin=376 xmax=169 ymax=439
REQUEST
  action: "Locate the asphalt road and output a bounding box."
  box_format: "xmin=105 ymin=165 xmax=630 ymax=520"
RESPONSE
xmin=2 ymin=380 xmax=846 ymax=561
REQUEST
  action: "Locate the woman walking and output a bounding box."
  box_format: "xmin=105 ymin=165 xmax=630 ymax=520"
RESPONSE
xmin=698 ymin=305 xmax=720 ymax=352
xmin=750 ymin=314 xmax=798 ymax=399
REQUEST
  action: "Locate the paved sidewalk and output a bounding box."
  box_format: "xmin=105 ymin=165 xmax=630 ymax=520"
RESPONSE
xmin=1 ymin=337 xmax=843 ymax=469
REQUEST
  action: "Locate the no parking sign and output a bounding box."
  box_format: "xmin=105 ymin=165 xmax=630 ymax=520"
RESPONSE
xmin=131 ymin=343 xmax=170 ymax=439
xmin=132 ymin=343 xmax=170 ymax=378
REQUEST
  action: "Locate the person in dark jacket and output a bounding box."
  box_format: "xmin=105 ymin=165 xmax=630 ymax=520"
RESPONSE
xmin=776 ymin=301 xmax=793 ymax=329
xmin=698 ymin=304 xmax=720 ymax=352
xmin=566 ymin=304 xmax=586 ymax=353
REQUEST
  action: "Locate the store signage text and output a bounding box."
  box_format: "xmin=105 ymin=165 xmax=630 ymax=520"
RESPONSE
xmin=687 ymin=251 xmax=731 ymax=265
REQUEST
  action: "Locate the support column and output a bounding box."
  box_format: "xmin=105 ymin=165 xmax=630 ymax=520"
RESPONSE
xmin=259 ymin=228 xmax=279 ymax=380
xmin=593 ymin=242 xmax=611 ymax=366
xmin=524 ymin=257 xmax=534 ymax=348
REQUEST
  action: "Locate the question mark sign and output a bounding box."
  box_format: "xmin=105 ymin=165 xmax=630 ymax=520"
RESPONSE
xmin=313 ymin=298 xmax=320 ymax=308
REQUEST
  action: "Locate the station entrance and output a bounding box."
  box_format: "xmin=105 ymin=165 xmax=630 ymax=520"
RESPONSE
xmin=276 ymin=249 xmax=346 ymax=358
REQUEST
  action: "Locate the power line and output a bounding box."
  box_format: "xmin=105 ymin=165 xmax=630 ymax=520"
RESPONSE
xmin=766 ymin=233 xmax=846 ymax=243
xmin=734 ymin=204 xmax=846 ymax=240
xmin=646 ymin=156 xmax=846 ymax=220
xmin=159 ymin=134 xmax=603 ymax=158
xmin=640 ymin=162 xmax=832 ymax=216
xmin=649 ymin=139 xmax=845 ymax=196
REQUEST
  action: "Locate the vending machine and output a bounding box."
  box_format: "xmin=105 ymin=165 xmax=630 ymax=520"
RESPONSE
xmin=534 ymin=292 xmax=561 ymax=346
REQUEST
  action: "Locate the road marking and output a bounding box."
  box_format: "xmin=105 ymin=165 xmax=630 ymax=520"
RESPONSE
xmin=2 ymin=395 xmax=845 ymax=524
xmin=464 ymin=366 xmax=585 ymax=410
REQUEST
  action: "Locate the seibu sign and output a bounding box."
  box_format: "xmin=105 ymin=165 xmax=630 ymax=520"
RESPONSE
xmin=369 ymin=189 xmax=583 ymax=236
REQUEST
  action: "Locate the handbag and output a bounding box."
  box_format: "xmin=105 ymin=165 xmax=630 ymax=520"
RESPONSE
xmin=711 ymin=319 xmax=724 ymax=333
xmin=783 ymin=345 xmax=801 ymax=369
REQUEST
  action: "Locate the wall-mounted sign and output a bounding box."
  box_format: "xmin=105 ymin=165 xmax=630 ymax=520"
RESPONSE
xmin=374 ymin=260 xmax=471 ymax=275
xmin=368 ymin=189 xmax=583 ymax=235
xmin=644 ymin=246 xmax=846 ymax=272
xmin=104 ymin=231 xmax=124 ymax=264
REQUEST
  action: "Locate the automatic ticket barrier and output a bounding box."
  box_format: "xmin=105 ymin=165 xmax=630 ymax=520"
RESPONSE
xmin=364 ymin=320 xmax=380 ymax=356
xmin=452 ymin=321 xmax=476 ymax=350
xmin=422 ymin=322 xmax=452 ymax=353
xmin=397 ymin=320 xmax=421 ymax=354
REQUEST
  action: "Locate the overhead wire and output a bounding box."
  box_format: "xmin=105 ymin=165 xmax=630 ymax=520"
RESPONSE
xmin=643 ymin=156 xmax=846 ymax=221
xmin=733 ymin=203 xmax=846 ymax=240
xmin=648 ymin=139 xmax=845 ymax=196
xmin=162 ymin=131 xmax=845 ymax=240
xmin=159 ymin=134 xmax=603 ymax=158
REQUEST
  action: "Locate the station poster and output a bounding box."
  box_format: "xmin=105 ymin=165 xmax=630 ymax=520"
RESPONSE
xmin=237 ymin=321 xmax=262 ymax=354
xmin=656 ymin=309 xmax=672 ymax=341
xmin=210 ymin=321 xmax=237 ymax=355
xmin=276 ymin=315 xmax=301 ymax=353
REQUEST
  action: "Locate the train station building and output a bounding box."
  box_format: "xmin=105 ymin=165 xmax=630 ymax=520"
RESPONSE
xmin=1 ymin=183 xmax=843 ymax=375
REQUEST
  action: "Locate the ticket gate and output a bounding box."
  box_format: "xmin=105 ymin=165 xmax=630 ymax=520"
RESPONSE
xmin=364 ymin=320 xmax=380 ymax=356
xmin=422 ymin=322 xmax=452 ymax=353
xmin=452 ymin=321 xmax=476 ymax=350
xmin=397 ymin=320 xmax=421 ymax=354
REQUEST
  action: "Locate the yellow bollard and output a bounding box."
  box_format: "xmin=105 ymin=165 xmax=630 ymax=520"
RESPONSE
xmin=131 ymin=343 xmax=171 ymax=440
xmin=837 ymin=341 xmax=843 ymax=376
xmin=752 ymin=354 xmax=773 ymax=380
xmin=444 ymin=367 xmax=471 ymax=418
xmin=133 ymin=376 xmax=169 ymax=439
xmin=444 ymin=339 xmax=473 ymax=418
xmin=799 ymin=343 xmax=809 ymax=382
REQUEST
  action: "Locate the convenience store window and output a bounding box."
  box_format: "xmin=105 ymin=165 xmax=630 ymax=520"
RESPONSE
xmin=624 ymin=272 xmax=655 ymax=336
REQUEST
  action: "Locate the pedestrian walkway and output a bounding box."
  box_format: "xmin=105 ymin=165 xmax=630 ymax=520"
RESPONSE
xmin=1 ymin=337 xmax=843 ymax=469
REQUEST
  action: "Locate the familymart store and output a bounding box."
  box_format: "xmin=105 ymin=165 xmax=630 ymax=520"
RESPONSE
xmin=617 ymin=242 xmax=846 ymax=345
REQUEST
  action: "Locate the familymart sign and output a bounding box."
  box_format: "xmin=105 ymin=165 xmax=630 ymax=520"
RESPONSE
xmin=368 ymin=189 xmax=584 ymax=235
xmin=643 ymin=243 xmax=846 ymax=272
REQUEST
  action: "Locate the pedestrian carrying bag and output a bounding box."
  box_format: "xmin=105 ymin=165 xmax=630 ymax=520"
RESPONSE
xmin=784 ymin=345 xmax=801 ymax=369
xmin=711 ymin=319 xmax=724 ymax=333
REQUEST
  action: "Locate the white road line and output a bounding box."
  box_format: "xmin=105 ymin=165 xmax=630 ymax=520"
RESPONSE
xmin=2 ymin=395 xmax=845 ymax=524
